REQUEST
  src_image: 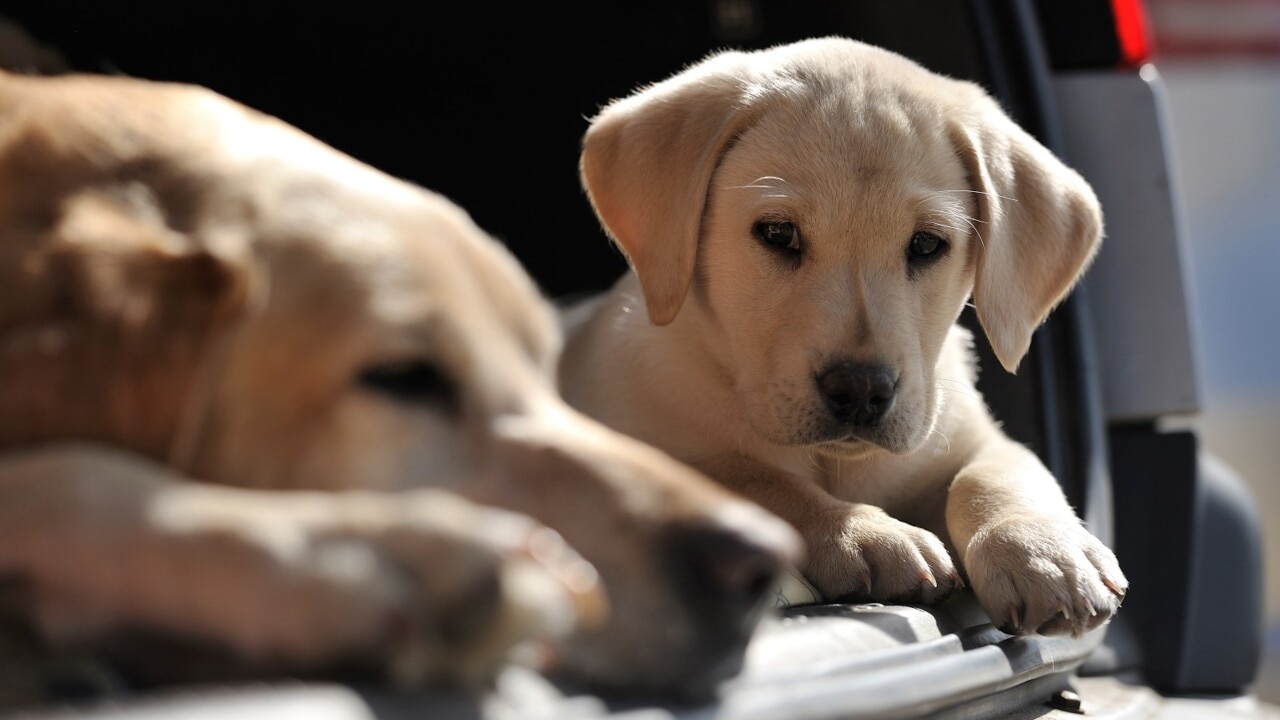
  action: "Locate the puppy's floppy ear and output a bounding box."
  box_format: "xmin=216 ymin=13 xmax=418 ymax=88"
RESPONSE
xmin=580 ymin=51 xmax=758 ymax=326
xmin=951 ymin=90 xmax=1103 ymax=373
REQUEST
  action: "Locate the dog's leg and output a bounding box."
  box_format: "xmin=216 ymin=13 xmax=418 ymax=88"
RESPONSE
xmin=0 ymin=444 xmax=599 ymax=689
xmin=699 ymin=454 xmax=959 ymax=604
xmin=946 ymin=439 xmax=1128 ymax=637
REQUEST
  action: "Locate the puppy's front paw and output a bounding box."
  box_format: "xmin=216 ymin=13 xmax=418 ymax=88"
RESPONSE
xmin=964 ymin=517 xmax=1128 ymax=637
xmin=804 ymin=506 xmax=960 ymax=604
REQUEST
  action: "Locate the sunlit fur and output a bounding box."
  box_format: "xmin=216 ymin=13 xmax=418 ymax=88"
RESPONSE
xmin=563 ymin=37 xmax=1127 ymax=638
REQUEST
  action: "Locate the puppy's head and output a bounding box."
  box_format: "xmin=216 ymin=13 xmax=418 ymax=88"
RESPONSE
xmin=0 ymin=69 xmax=799 ymax=697
xmin=582 ymin=36 xmax=1101 ymax=455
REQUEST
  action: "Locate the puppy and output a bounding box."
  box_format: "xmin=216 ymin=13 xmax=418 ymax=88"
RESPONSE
xmin=0 ymin=68 xmax=800 ymax=700
xmin=560 ymin=36 xmax=1128 ymax=637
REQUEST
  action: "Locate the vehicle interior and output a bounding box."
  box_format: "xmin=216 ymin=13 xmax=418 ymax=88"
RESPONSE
xmin=1 ymin=1 xmax=1266 ymax=717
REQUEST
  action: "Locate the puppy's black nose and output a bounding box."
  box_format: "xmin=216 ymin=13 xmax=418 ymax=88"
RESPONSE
xmin=667 ymin=525 xmax=784 ymax=625
xmin=816 ymin=363 xmax=896 ymax=426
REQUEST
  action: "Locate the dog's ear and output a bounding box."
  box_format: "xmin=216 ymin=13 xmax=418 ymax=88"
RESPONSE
xmin=0 ymin=125 xmax=254 ymax=461
xmin=580 ymin=51 xmax=758 ymax=326
xmin=951 ymin=91 xmax=1103 ymax=373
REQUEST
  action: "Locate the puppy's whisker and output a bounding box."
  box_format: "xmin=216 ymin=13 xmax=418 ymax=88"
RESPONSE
xmin=918 ymin=196 xmax=988 ymax=244
xmin=921 ymin=188 xmax=1018 ymax=204
xmin=922 ymin=221 xmax=971 ymax=236
xmin=936 ymin=380 xmax=978 ymax=400
xmin=807 ymin=450 xmax=824 ymax=474
xmin=729 ymin=175 xmax=794 ymax=194
xmin=917 ymin=190 xmax=999 ymax=248
xmin=947 ymin=212 xmax=987 ymax=250
xmin=959 ymin=215 xmax=985 ymax=242
xmin=928 ymin=426 xmax=952 ymax=455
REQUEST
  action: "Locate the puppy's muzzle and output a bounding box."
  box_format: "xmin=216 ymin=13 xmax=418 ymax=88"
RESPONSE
xmin=816 ymin=362 xmax=897 ymax=427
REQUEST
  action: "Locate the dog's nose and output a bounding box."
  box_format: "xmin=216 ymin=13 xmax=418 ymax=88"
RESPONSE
xmin=816 ymin=363 xmax=896 ymax=426
xmin=666 ymin=523 xmax=786 ymax=624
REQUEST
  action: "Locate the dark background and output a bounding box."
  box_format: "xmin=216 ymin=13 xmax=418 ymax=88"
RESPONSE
xmin=3 ymin=2 xmax=987 ymax=301
xmin=4 ymin=0 xmax=1064 ymax=488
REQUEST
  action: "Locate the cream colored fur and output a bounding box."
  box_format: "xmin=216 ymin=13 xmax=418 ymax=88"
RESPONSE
xmin=561 ymin=37 xmax=1127 ymax=637
xmin=0 ymin=68 xmax=800 ymax=699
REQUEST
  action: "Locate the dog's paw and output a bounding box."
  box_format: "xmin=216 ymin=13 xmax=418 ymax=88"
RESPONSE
xmin=308 ymin=491 xmax=606 ymax=688
xmin=803 ymin=506 xmax=960 ymax=604
xmin=21 ymin=488 xmax=604 ymax=690
xmin=963 ymin=516 xmax=1128 ymax=637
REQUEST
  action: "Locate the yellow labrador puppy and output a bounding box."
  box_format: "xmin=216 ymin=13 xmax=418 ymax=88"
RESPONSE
xmin=560 ymin=37 xmax=1128 ymax=637
xmin=0 ymin=68 xmax=800 ymax=699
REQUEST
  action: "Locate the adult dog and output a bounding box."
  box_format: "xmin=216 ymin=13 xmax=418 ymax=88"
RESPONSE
xmin=0 ymin=68 xmax=799 ymax=701
xmin=560 ymin=36 xmax=1127 ymax=637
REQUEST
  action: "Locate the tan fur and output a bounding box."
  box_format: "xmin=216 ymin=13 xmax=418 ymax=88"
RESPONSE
xmin=0 ymin=69 xmax=801 ymax=698
xmin=562 ymin=37 xmax=1127 ymax=637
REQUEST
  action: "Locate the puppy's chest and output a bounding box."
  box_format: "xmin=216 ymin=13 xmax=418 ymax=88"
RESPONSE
xmin=819 ymin=455 xmax=949 ymax=517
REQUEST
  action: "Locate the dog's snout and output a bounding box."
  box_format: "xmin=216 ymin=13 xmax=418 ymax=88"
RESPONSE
xmin=667 ymin=524 xmax=785 ymax=624
xmin=816 ymin=363 xmax=896 ymax=426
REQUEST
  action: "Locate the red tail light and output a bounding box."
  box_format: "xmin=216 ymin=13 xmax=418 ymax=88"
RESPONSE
xmin=1112 ymin=0 xmax=1155 ymax=65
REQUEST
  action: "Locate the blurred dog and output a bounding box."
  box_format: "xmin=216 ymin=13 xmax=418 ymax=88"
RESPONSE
xmin=0 ymin=68 xmax=800 ymax=701
xmin=561 ymin=37 xmax=1127 ymax=637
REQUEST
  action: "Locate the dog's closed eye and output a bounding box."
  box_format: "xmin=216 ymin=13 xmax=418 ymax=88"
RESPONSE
xmin=358 ymin=359 xmax=460 ymax=413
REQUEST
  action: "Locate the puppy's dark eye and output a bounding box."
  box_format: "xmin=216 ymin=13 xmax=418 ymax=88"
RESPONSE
xmin=907 ymin=231 xmax=948 ymax=264
xmin=752 ymin=220 xmax=801 ymax=257
xmin=357 ymin=360 xmax=459 ymax=413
